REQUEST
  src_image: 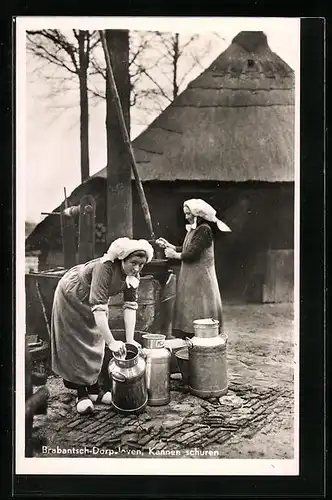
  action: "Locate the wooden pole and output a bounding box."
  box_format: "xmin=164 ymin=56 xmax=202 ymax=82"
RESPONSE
xmin=99 ymin=30 xmax=155 ymax=241
xmin=78 ymin=195 xmax=96 ymax=263
xmin=64 ymin=187 xmax=68 ymax=209
xmin=35 ymin=281 xmax=51 ymax=339
xmin=60 ymin=187 xmax=77 ymax=269
xmin=104 ymin=29 xmax=133 ymax=242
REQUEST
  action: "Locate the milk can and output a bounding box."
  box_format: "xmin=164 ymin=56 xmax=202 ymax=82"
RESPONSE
xmin=108 ymin=343 xmax=148 ymax=414
xmin=186 ymin=319 xmax=228 ymax=399
xmin=142 ymin=334 xmax=171 ymax=406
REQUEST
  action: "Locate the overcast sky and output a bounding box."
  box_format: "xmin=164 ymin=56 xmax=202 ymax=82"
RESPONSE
xmin=18 ymin=17 xmax=300 ymax=222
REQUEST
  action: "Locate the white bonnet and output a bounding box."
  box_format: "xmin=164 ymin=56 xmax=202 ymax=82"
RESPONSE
xmin=100 ymin=237 xmax=154 ymax=264
xmin=183 ymin=199 xmax=231 ymax=232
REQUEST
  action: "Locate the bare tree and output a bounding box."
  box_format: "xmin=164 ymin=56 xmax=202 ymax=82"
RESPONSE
xmin=27 ymin=29 xmax=224 ymax=141
xmin=76 ymin=30 xmax=91 ymax=181
xmin=127 ymin=31 xmax=224 ymax=128
xmin=26 ymin=29 xmax=100 ymax=181
xmin=87 ymin=30 xmax=159 ymax=106
xmin=69 ymin=29 xmax=224 ymax=128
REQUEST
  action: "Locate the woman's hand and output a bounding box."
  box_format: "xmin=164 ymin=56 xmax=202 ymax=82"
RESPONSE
xmin=165 ymin=247 xmax=181 ymax=259
xmin=156 ymin=237 xmax=175 ymax=250
xmin=108 ymin=340 xmax=126 ymax=357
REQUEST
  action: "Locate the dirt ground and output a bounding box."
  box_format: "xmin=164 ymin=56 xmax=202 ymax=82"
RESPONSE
xmin=31 ymin=303 xmax=295 ymax=459
xmin=215 ymin=303 xmax=294 ymax=458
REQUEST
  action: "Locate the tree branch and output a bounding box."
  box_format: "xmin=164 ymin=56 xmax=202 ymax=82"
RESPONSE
xmin=27 ymin=38 xmax=78 ymax=75
xmin=178 ymin=34 xmax=199 ymax=54
xmin=86 ymin=31 xmax=91 ymax=67
xmin=73 ymin=29 xmax=80 ymax=43
xmin=87 ymin=85 xmax=105 ymax=100
xmin=89 ymin=31 xmax=101 ymax=51
xmin=27 ymin=30 xmax=79 ymax=73
xmin=177 ymin=55 xmax=205 ymax=86
xmin=155 ymin=31 xmax=174 ymax=54
xmin=134 ymin=66 xmax=172 ymax=102
xmin=89 ymin=55 xmax=106 ymax=78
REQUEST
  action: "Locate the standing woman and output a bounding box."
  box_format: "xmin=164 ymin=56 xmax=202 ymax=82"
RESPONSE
xmin=156 ymin=199 xmax=231 ymax=338
xmin=51 ymin=237 xmax=154 ymax=414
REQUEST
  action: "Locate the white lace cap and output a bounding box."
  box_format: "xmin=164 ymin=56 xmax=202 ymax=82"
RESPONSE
xmin=100 ymin=237 xmax=154 ymax=264
xmin=184 ymin=199 xmax=231 ymax=232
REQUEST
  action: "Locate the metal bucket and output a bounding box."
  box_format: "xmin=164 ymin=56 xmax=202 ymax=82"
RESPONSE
xmin=175 ymin=347 xmax=189 ymax=385
xmin=164 ymin=338 xmax=188 ymax=375
xmin=108 ymin=275 xmax=159 ymax=332
xmin=193 ymin=318 xmax=220 ymax=338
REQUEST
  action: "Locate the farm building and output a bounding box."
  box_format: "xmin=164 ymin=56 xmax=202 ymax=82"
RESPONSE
xmin=26 ymin=30 xmax=295 ymax=304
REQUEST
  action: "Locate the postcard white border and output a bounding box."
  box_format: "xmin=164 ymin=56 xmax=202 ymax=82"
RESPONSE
xmin=16 ymin=16 xmax=300 ymax=476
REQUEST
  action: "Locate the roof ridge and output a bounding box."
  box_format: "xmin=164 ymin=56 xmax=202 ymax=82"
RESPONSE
xmin=232 ymin=31 xmax=268 ymax=53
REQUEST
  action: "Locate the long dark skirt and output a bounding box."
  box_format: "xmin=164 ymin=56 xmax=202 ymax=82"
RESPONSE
xmin=173 ymin=232 xmax=223 ymax=335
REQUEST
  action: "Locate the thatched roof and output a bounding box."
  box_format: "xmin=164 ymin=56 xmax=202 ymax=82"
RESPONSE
xmin=25 ymin=221 xmax=37 ymax=239
xmin=93 ymin=31 xmax=295 ymax=183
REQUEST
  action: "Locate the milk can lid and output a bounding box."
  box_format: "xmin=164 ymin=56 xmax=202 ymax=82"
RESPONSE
xmin=193 ymin=318 xmax=219 ymax=325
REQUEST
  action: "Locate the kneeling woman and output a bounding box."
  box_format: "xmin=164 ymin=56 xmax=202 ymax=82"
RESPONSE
xmin=51 ymin=237 xmax=154 ymax=414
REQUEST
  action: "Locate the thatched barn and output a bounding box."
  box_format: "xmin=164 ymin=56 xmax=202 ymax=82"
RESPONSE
xmin=26 ymin=31 xmax=295 ymax=303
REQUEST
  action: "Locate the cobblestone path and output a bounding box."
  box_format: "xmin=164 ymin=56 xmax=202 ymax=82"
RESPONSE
xmin=34 ymin=378 xmax=293 ymax=459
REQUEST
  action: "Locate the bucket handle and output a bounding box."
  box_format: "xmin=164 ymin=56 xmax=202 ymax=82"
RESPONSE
xmin=165 ymin=345 xmax=172 ymax=354
xmin=138 ymin=346 xmax=147 ymax=359
xmin=111 ymin=372 xmax=126 ymax=383
xmin=185 ymin=337 xmax=193 ymax=349
xmin=220 ymin=332 xmax=228 ymax=344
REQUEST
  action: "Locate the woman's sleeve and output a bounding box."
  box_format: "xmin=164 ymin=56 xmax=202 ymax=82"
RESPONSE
xmin=89 ymin=261 xmax=112 ymax=313
xmin=123 ymin=284 xmax=139 ymax=311
xmin=181 ymin=225 xmax=213 ymax=263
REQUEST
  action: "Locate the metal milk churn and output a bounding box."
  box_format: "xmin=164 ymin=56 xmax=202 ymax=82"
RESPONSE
xmin=142 ymin=334 xmax=171 ymax=406
xmin=108 ymin=343 xmax=148 ymax=414
xmin=186 ymin=319 xmax=228 ymax=399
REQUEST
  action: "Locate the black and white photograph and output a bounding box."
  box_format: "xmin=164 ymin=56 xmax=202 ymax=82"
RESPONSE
xmin=16 ymin=16 xmax=300 ymax=476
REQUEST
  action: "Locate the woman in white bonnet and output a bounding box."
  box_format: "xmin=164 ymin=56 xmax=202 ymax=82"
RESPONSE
xmin=51 ymin=237 xmax=154 ymax=415
xmin=157 ymin=199 xmax=231 ymax=338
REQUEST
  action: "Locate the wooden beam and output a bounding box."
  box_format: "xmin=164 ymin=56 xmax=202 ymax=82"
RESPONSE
xmin=60 ymin=188 xmax=77 ymax=269
xmin=100 ymin=29 xmax=155 ymax=241
xmin=78 ymin=195 xmax=96 ymax=263
xmin=102 ymin=29 xmax=133 ymax=243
